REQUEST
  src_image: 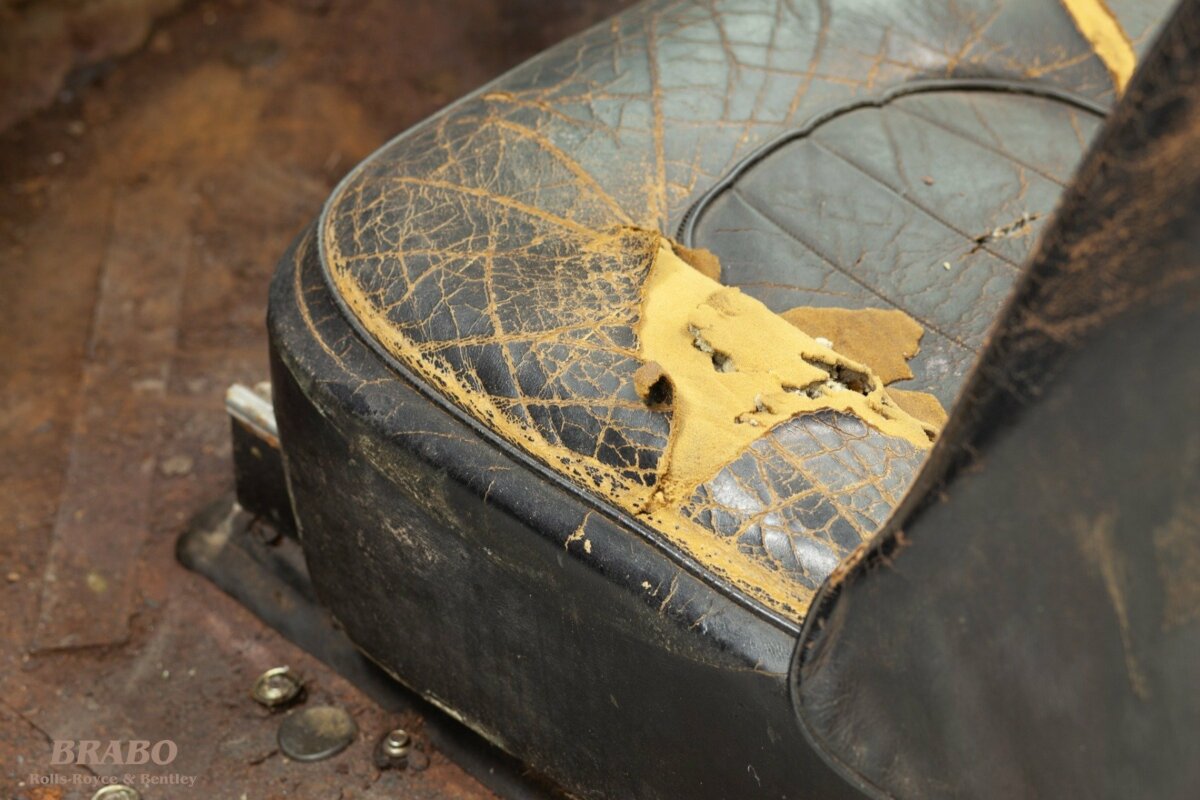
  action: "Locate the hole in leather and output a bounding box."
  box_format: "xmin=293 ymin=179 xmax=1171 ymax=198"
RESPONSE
xmin=688 ymin=325 xmax=737 ymax=373
xmin=633 ymin=360 xmax=674 ymax=408
xmin=710 ymin=351 xmax=735 ymax=373
xmin=645 ymin=375 xmax=673 ymax=406
xmin=825 ymin=363 xmax=871 ymax=394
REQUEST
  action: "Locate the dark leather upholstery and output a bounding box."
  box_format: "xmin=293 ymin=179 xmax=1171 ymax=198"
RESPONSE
xmin=317 ymin=0 xmax=1166 ymax=619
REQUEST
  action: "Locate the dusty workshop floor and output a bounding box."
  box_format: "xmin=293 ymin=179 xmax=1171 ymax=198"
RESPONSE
xmin=0 ymin=1 xmax=632 ymax=797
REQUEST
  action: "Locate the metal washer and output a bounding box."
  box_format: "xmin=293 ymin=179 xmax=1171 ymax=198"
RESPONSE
xmin=277 ymin=705 xmax=358 ymax=762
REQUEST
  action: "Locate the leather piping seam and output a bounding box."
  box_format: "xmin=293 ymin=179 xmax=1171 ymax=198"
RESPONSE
xmin=678 ymin=77 xmax=1108 ymax=245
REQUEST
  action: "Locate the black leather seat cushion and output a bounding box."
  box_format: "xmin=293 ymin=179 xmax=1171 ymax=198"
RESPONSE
xmin=315 ymin=0 xmax=1165 ymax=620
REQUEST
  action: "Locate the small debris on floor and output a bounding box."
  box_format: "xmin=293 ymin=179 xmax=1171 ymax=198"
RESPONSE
xmin=159 ymin=454 xmax=194 ymax=476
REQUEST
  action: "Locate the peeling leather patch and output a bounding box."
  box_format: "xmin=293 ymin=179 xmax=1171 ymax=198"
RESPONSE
xmin=780 ymin=306 xmax=925 ymax=385
xmin=637 ymin=241 xmax=933 ymax=511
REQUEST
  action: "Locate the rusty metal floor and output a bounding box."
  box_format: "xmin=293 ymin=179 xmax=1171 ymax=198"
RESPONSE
xmin=0 ymin=2 xmax=630 ymax=797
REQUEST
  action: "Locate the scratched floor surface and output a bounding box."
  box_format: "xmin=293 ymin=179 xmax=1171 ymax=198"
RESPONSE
xmin=0 ymin=1 xmax=631 ymax=797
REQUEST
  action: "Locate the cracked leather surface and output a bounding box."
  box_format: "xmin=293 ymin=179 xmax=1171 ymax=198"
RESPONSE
xmin=319 ymin=0 xmax=1169 ymax=620
xmin=682 ymin=411 xmax=922 ymax=592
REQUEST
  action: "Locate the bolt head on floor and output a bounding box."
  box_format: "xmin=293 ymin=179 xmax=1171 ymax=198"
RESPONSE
xmin=251 ymin=665 xmax=303 ymax=709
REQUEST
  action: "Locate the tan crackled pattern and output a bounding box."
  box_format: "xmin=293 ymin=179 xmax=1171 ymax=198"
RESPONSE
xmin=322 ymin=0 xmax=1157 ymax=619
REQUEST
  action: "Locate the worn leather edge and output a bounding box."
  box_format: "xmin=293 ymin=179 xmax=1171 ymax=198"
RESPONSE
xmin=308 ymin=244 xmax=807 ymax=632
xmin=274 ymin=223 xmax=806 ymax=641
